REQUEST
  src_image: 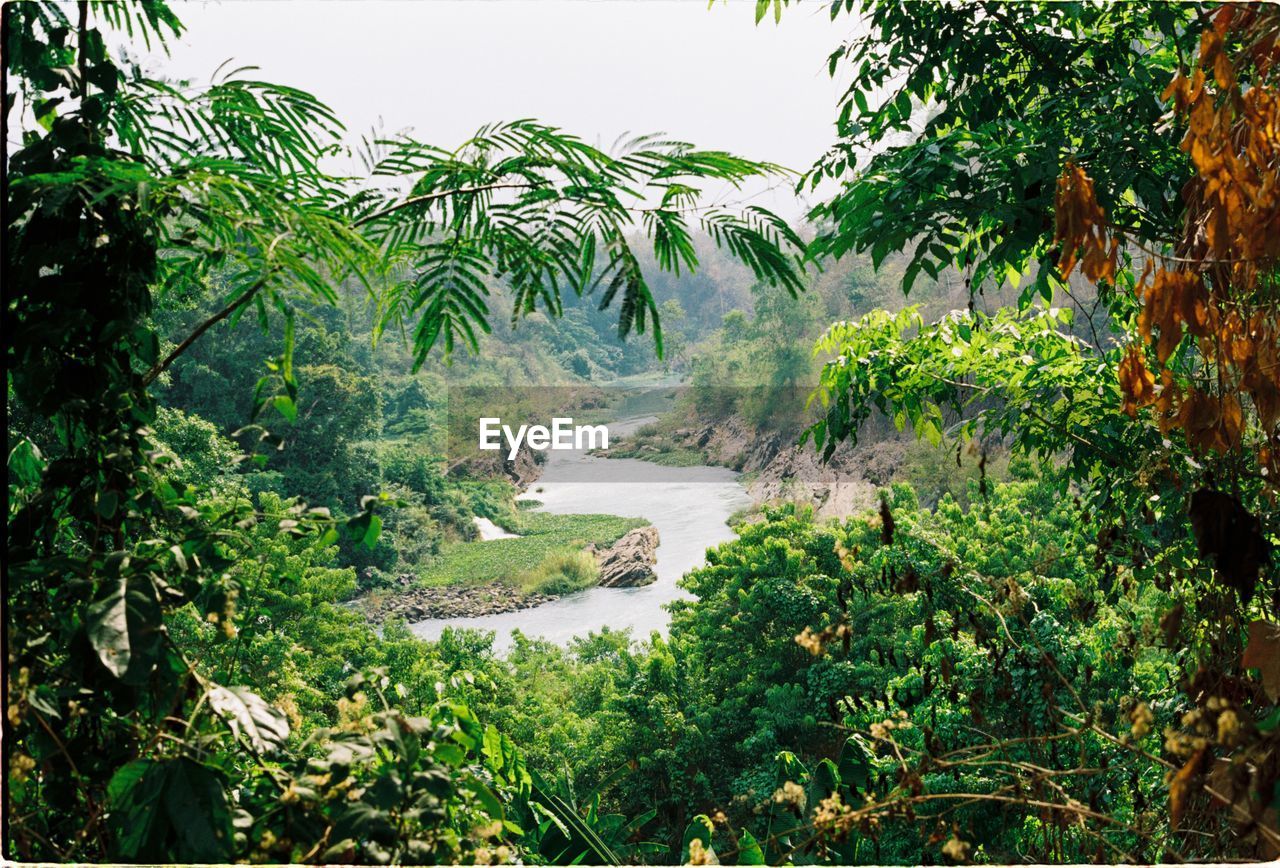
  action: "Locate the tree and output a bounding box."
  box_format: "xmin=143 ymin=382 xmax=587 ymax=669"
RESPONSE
xmin=658 ymin=299 xmax=688 ymax=371
xmin=806 ymin=1 xmax=1202 ymax=302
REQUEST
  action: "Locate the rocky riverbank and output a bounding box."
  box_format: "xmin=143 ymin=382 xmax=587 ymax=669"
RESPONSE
xmin=617 ymin=416 xmax=888 ymax=520
xmin=359 ymin=576 xmax=557 ymax=622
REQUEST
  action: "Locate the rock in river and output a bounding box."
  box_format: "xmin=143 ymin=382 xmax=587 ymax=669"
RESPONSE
xmin=592 ymin=525 xmax=660 ymax=587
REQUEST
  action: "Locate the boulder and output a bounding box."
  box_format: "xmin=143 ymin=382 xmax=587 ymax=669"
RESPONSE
xmin=595 ymin=525 xmax=660 ymax=587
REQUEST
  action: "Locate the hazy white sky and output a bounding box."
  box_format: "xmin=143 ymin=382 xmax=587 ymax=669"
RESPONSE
xmin=146 ymin=1 xmax=849 ymax=218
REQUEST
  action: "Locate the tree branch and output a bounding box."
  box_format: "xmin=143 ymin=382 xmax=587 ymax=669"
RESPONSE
xmin=77 ymin=1 xmax=88 ymax=102
xmin=147 ymin=183 xmax=537 ymax=380
xmin=142 ymin=279 xmax=266 ymax=386
xmin=981 ymin=2 xmax=1060 ymax=75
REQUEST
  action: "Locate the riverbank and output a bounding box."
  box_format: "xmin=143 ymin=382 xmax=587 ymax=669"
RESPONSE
xmin=607 ymin=414 xmax=882 ymax=520
xmin=417 ymin=510 xmax=644 ymax=587
xmin=608 ymin=409 xmax=1014 ymax=517
xmin=359 ymin=578 xmax=557 ymax=621
xmin=356 ymin=508 xmax=657 ymax=623
xmin=360 ymin=523 xmax=662 ymax=622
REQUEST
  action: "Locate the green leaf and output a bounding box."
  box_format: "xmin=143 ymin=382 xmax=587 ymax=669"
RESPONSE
xmin=272 ymin=394 xmax=297 ymax=422
xmin=86 ymin=577 xmax=160 ymax=680
xmin=7 ymin=438 xmax=45 ymax=487
xmin=903 ymin=261 xmax=921 ymax=295
xmin=107 ymin=760 xmax=165 ymax=860
xmin=163 ymin=759 xmax=234 ymax=863
xmin=837 ymin=735 xmax=874 ymax=794
xmin=85 ymin=583 xmax=131 ymax=681
xmin=96 ymin=489 xmax=120 ymax=519
xmin=333 ymin=799 xmax=396 ymax=845
xmin=106 ymin=758 xmax=232 ymax=863
xmin=466 ymin=780 xmax=504 ymax=820
xmin=737 ymin=828 xmax=766 ymax=864
xmin=207 ymin=684 xmax=291 ymax=754
xmin=530 ymin=769 xmax=622 ymax=866
xmin=363 ymin=513 xmax=382 ymax=548
xmin=808 ymin=757 xmax=841 ymax=802
xmin=894 ymin=90 xmax=912 ymax=119
xmin=482 ymin=724 xmax=504 ymax=762
xmin=680 ymin=814 xmax=715 ymax=864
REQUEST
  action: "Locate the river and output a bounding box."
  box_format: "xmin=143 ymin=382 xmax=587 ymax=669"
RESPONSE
xmin=409 ymin=417 xmax=751 ymax=651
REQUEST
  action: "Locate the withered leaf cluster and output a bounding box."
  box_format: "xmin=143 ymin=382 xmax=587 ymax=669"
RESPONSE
xmin=1057 ymin=4 xmax=1280 ymax=469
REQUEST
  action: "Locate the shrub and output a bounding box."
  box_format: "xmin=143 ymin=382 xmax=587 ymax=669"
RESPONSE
xmin=518 ymin=548 xmax=599 ymax=596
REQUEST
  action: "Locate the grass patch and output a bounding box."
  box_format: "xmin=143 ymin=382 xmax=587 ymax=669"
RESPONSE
xmin=606 ymin=421 xmax=708 ymax=466
xmin=606 ymin=445 xmax=708 ymax=466
xmin=417 ymin=511 xmax=645 ymax=588
xmin=726 ymin=504 xmax=763 ymax=527
xmin=517 ymin=549 xmax=599 ymax=596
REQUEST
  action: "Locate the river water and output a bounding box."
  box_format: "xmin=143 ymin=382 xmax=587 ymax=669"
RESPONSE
xmin=409 ymin=417 xmax=750 ymax=651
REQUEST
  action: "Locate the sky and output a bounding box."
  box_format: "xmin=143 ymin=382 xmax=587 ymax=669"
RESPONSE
xmin=143 ymin=0 xmax=850 ymax=219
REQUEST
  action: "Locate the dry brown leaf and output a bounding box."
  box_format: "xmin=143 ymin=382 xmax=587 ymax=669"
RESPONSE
xmin=1241 ymin=620 xmax=1280 ymax=702
xmin=1260 ymin=807 xmax=1280 ymax=861
xmin=1118 ymin=346 xmax=1156 ymax=416
xmin=1170 ymin=746 xmax=1208 ymax=829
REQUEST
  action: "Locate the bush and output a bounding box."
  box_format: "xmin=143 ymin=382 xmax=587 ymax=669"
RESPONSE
xmin=380 ymin=485 xmax=443 ymax=569
xmin=151 ymin=406 xmax=245 ymax=495
xmin=378 ymin=440 xmax=448 ymax=499
xmin=459 ymin=478 xmax=521 ymax=531
xmin=518 ymin=548 xmax=599 ymax=596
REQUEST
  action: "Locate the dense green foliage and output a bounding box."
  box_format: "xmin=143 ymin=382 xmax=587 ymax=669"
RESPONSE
xmin=806 ymin=0 xmax=1199 ymax=300
xmin=7 ymin=0 xmax=1279 ymax=865
xmin=794 ymin=1 xmax=1279 ymax=861
xmin=2 ymin=2 xmax=801 ymax=861
xmin=420 ymin=471 xmax=1194 ymax=862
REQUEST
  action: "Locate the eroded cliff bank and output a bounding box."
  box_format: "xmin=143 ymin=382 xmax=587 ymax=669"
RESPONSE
xmin=613 ymin=415 xmax=909 ymax=521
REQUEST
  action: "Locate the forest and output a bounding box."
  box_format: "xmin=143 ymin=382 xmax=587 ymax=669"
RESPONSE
xmin=5 ymin=1 xmax=1280 ymax=864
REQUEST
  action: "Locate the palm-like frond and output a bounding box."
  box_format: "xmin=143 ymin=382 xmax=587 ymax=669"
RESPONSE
xmin=356 ymin=121 xmax=807 ymax=364
xmin=11 ymin=11 xmax=806 ymax=380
